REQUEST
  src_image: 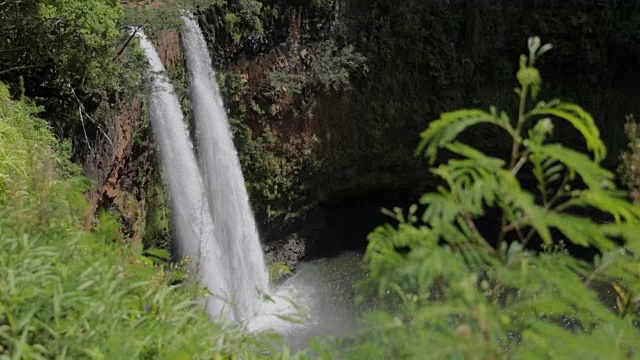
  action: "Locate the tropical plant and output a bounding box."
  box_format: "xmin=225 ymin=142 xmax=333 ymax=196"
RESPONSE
xmin=337 ymin=37 xmax=640 ymax=359
xmin=0 ymin=0 xmax=122 ymax=87
xmin=0 ymin=82 xmax=87 ymax=229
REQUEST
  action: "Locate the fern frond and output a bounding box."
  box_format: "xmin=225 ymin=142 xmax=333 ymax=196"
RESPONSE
xmin=366 ymin=223 xmax=439 ymax=266
xmin=445 ymin=142 xmax=507 ymax=166
xmin=527 ymin=143 xmax=614 ymax=190
xmin=546 ymin=212 xmax=617 ymax=250
xmin=571 ymin=190 xmax=640 ymax=223
xmin=356 ymin=40 xmax=640 ymax=359
xmin=425 ymin=143 xmax=504 ymax=219
xmin=417 ymin=109 xmax=510 ymax=163
xmin=432 ymin=165 xmax=500 ymax=217
xmin=587 ymin=249 xmax=638 ymax=288
xmin=601 ymin=223 xmax=640 ymax=253
xmin=527 ymin=101 xmax=606 ymax=162
xmin=530 ymin=153 xmax=564 ymax=203
xmin=420 ymin=192 xmax=460 ymax=224
xmin=497 ymin=170 xmax=553 ymax=245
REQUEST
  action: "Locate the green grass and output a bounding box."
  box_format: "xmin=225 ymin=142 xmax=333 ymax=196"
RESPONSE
xmin=0 ymin=81 xmax=299 ymax=359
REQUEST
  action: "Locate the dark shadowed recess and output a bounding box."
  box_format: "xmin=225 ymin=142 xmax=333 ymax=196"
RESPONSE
xmin=305 ymin=190 xmax=420 ymax=259
xmin=303 ymin=188 xmax=612 ymax=264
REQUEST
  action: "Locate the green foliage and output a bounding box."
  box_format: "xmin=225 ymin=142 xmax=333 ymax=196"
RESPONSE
xmin=335 ymin=38 xmax=640 ymax=358
xmin=221 ymin=0 xmax=264 ymax=44
xmin=0 ymin=83 xmax=89 ymax=229
xmin=258 ymin=39 xmax=366 ymax=111
xmin=0 ymin=214 xmax=273 ymax=359
xmin=310 ymin=40 xmax=368 ymax=94
xmin=122 ymin=0 xmax=224 ymax=31
xmin=268 ymin=262 xmax=294 ymax=284
xmin=200 ymin=0 xmax=269 ymax=65
xmin=40 ymin=0 xmax=122 ymax=86
xmin=1 ymin=0 xmax=121 ymax=83
xmin=231 ymin=116 xmax=323 ymax=224
xmin=0 ymin=84 xmax=298 ymax=358
xmin=143 ymin=182 xmax=173 ymax=250
xmin=0 ymin=0 xmax=145 ymax=99
xmin=0 ymin=0 xmax=147 ymax=160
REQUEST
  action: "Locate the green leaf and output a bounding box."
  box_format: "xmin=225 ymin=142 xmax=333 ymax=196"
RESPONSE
xmin=144 ymin=248 xmax=171 ymax=261
xmin=546 ymin=213 xmax=617 ymax=250
xmin=527 ymin=101 xmax=606 ymax=162
xmin=601 ymin=223 xmax=640 ymax=253
xmin=528 ymin=143 xmax=614 ymax=190
xmin=498 ymin=171 xmax=553 ymax=245
xmin=416 ymin=109 xmax=510 ymax=163
xmin=572 ymin=190 xmax=640 ymax=223
xmin=420 ymin=192 xmax=460 ymax=224
xmin=445 ymin=142 xmax=506 ymax=168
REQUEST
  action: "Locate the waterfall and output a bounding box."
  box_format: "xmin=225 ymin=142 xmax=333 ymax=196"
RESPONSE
xmin=181 ymin=15 xmax=268 ymax=321
xmin=138 ymin=29 xmax=267 ymax=322
xmin=137 ymin=32 xmax=228 ymax=318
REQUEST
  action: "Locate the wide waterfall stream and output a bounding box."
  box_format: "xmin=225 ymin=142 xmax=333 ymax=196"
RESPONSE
xmin=139 ymin=18 xmax=369 ymax=346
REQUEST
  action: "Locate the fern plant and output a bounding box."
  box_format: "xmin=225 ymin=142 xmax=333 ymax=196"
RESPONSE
xmin=344 ymin=38 xmax=640 ymax=359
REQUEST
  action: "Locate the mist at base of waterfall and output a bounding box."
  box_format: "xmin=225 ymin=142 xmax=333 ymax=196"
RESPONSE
xmin=249 ymin=252 xmax=371 ymax=349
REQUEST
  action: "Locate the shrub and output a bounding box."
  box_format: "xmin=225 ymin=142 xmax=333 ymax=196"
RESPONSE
xmin=334 ymin=38 xmax=640 ymax=359
xmin=0 ymin=82 xmax=87 ymax=229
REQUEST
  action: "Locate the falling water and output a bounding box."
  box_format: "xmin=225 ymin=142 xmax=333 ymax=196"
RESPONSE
xmin=139 ymin=24 xmax=366 ymax=343
xmin=138 ymin=31 xmax=266 ymax=321
xmin=137 ymin=32 xmax=216 ymax=276
xmin=181 ymin=15 xmax=268 ymax=321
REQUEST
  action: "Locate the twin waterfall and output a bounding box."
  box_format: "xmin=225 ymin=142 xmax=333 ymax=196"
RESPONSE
xmin=137 ymin=17 xmax=268 ymax=322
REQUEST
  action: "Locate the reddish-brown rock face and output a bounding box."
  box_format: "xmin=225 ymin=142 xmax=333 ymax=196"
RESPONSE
xmin=83 ymin=98 xmax=141 ymax=209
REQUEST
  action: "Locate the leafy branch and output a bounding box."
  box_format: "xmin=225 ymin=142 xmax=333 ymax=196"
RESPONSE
xmin=414 ymin=37 xmax=640 ymax=260
xmin=362 ymin=39 xmax=640 ymax=358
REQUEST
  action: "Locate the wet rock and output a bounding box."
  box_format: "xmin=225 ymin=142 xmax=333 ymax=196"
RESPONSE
xmin=263 ymin=233 xmax=306 ymax=270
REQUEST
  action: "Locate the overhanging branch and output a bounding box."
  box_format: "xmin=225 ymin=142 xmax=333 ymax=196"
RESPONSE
xmin=0 ymin=64 xmax=44 ymax=75
xmin=113 ymin=26 xmax=141 ymax=62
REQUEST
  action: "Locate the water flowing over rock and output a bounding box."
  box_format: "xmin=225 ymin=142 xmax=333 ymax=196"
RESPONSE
xmin=181 ymin=15 xmax=268 ymax=321
xmin=138 ymin=29 xmax=267 ymax=322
